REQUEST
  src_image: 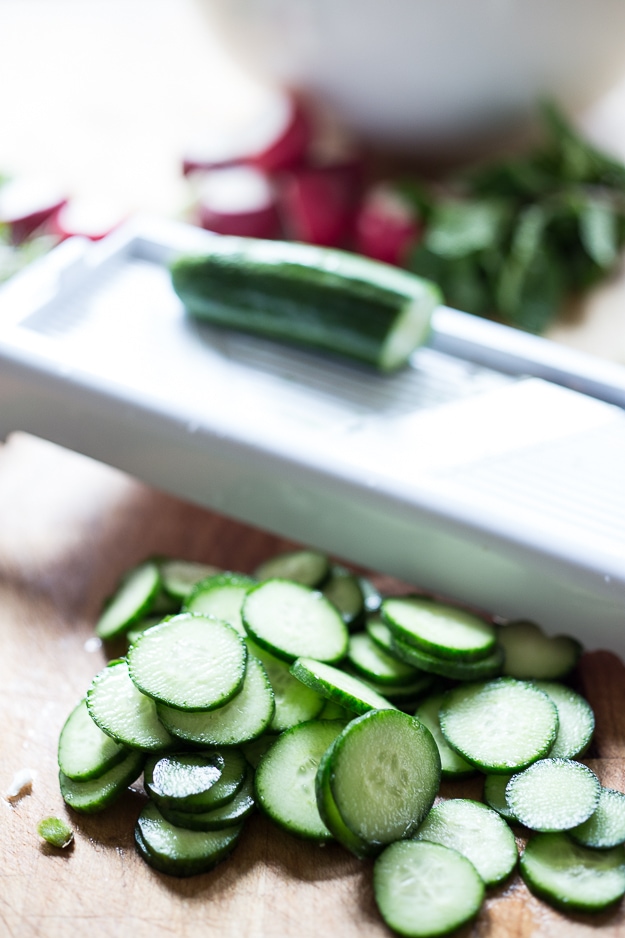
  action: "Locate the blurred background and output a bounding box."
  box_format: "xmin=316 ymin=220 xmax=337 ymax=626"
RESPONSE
xmin=2 ymin=0 xmax=625 ymax=360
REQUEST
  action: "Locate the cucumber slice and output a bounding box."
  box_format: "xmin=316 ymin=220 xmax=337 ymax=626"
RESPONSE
xmin=135 ymin=800 xmax=242 ymax=877
xmin=247 ymin=640 xmax=325 ymax=732
xmin=356 ymin=671 xmax=434 ymax=704
xmin=348 ymin=631 xmax=421 ymax=686
xmin=127 ymin=613 xmax=247 ymax=711
xmin=506 ymin=759 xmax=600 ymax=832
xmin=532 ymin=681 xmax=595 ymax=759
xmin=87 ymin=660 xmax=174 ymax=752
xmin=159 ymin=559 xmax=221 ymax=601
xmin=183 ymin=572 xmax=256 ymax=635
xmin=143 ymin=751 xmax=225 ymax=812
xmin=414 ymin=693 xmax=475 ymax=779
xmin=382 ymin=596 xmax=496 ymax=662
xmin=414 ymin=798 xmax=517 ymax=885
xmin=170 ymin=239 xmax=439 ymax=372
xmin=253 ymin=549 xmax=330 ymax=588
xmin=291 ymin=657 xmax=396 ymax=715
xmin=365 ymin=614 xmax=396 ymax=653
xmin=322 ymin=566 xmax=365 ymax=629
xmin=483 ymin=774 xmax=518 ymax=822
xmin=59 ymin=749 xmax=145 ymax=814
xmin=147 ymin=748 xmax=248 ymax=813
xmin=315 ymin=749 xmax=372 ymax=858
xmin=439 ymin=678 xmax=558 ymax=774
xmin=520 ymin=832 xmax=625 ymax=912
xmin=391 ymin=634 xmax=504 ymax=681
xmin=570 ymin=787 xmax=625 ymax=849
xmin=374 ymin=840 xmax=484 ymax=937
xmin=255 ymin=719 xmax=345 ymax=842
xmin=156 ymin=655 xmax=275 ymax=746
xmin=324 ymin=709 xmax=441 ymax=851
xmin=158 ymin=767 xmax=256 ymax=831
xmin=241 ymin=734 xmax=277 ymax=768
xmin=242 ymin=579 xmax=348 ymax=664
xmin=498 ymin=620 xmax=582 ymax=680
xmin=96 ymin=561 xmax=162 ymax=641
xmin=58 ymin=698 xmax=128 ymax=781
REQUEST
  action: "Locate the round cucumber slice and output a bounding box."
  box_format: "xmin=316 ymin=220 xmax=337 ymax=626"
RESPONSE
xmin=374 ymin=840 xmax=484 ymax=938
xmin=87 ymin=660 xmax=174 ymax=752
xmin=414 ymin=798 xmax=518 ymax=886
xmin=326 ymin=709 xmax=441 ymax=850
xmin=183 ymin=572 xmax=256 ymax=635
xmin=156 ymin=655 xmax=275 ymax=747
xmin=290 ymin=657 xmax=396 ymax=715
xmin=506 ymin=759 xmax=600 ymax=832
xmin=382 ymin=596 xmax=496 ymax=662
xmin=159 ymin=559 xmax=221 ymax=601
xmin=58 ymin=698 xmax=128 ymax=781
xmin=158 ymin=768 xmax=256 ymax=831
xmin=520 ymin=832 xmax=625 ymax=912
xmin=498 ymin=620 xmax=582 ymax=680
xmin=414 ymin=694 xmax=475 ymax=779
xmin=255 ymin=719 xmax=345 ymax=842
xmin=348 ymin=631 xmax=420 ymax=686
xmin=532 ymin=681 xmax=594 ymax=759
xmin=59 ymin=749 xmax=145 ymax=814
xmin=439 ymin=678 xmax=558 ymax=774
xmin=96 ymin=560 xmax=161 ymax=641
xmin=570 ymin=787 xmax=625 ymax=849
xmin=391 ymin=634 xmax=504 ymax=681
xmin=242 ymin=579 xmax=348 ymax=664
xmin=253 ymin=549 xmax=330 ymax=588
xmin=127 ymin=613 xmax=247 ymax=711
xmin=135 ymin=800 xmax=242 ymax=877
xmin=247 ymin=640 xmax=325 ymax=732
xmin=322 ymin=565 xmax=366 ymax=628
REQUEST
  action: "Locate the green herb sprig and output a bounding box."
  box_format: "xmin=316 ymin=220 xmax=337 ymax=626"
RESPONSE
xmin=404 ymin=102 xmax=625 ymax=333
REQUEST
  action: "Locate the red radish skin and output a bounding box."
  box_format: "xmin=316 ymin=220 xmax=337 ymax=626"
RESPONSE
xmin=0 ymin=178 xmax=67 ymax=244
xmin=194 ymin=166 xmax=281 ymax=239
xmin=354 ymin=184 xmax=422 ymax=267
xmin=277 ymin=163 xmax=362 ymax=247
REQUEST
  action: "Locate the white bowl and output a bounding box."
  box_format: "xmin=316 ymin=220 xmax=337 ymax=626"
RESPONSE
xmin=199 ymin=0 xmax=625 ymax=156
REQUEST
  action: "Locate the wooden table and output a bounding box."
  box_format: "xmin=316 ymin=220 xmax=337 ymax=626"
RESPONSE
xmin=3 ymin=432 xmax=625 ymax=938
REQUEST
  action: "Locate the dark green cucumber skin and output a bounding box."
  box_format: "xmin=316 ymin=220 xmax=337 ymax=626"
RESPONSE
xmin=170 ymin=240 xmax=438 ymax=371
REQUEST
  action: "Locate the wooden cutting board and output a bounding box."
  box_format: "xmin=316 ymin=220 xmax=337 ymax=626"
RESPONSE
xmin=2 ymin=432 xmax=625 ymax=938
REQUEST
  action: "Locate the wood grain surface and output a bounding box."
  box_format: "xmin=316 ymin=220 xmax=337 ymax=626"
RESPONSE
xmin=2 ymin=432 xmax=625 ymax=938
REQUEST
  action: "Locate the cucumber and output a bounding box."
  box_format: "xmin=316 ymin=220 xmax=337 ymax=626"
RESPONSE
xmin=253 ymin=549 xmax=330 ymax=588
xmin=242 ymin=579 xmax=348 ymax=664
xmin=37 ymin=817 xmax=74 ymax=848
xmin=143 ymin=751 xmax=225 ymax=812
xmin=374 ymin=840 xmax=484 ymax=938
xmin=58 ymin=698 xmax=129 ymax=781
xmin=158 ymin=559 xmax=221 ymax=601
xmin=347 ymin=631 xmax=421 ymax=686
xmin=170 ymin=238 xmax=440 ymax=372
xmin=506 ymin=759 xmax=600 ymax=832
xmin=382 ymin=596 xmax=497 ymax=662
xmin=135 ymin=800 xmax=243 ymax=877
xmin=414 ymin=693 xmax=475 ymax=779
xmin=438 ymin=678 xmax=558 ymax=774
xmin=146 ymin=748 xmax=248 ymax=813
xmin=483 ymin=774 xmax=518 ymax=822
xmin=520 ymin=832 xmax=625 ymax=912
xmin=498 ymin=620 xmax=582 ymax=680
xmin=255 ymin=719 xmax=345 ymax=842
xmin=247 ymin=640 xmax=325 ymax=732
xmin=391 ymin=633 xmax=504 ymax=681
xmin=127 ymin=613 xmax=247 ymax=711
xmin=86 ymin=659 xmax=175 ymax=752
xmin=96 ymin=560 xmax=162 ymax=641
xmin=183 ymin=572 xmax=256 ymax=635
xmin=156 ymin=655 xmax=275 ymax=747
xmin=59 ymin=749 xmax=145 ymax=814
xmin=570 ymin=787 xmax=625 ymax=849
xmin=321 ymin=565 xmax=366 ymax=629
xmin=414 ymin=798 xmax=518 ymax=886
xmin=532 ymin=681 xmax=594 ymax=760
xmin=158 ymin=767 xmax=256 ymax=831
xmin=318 ymin=709 xmax=441 ymax=853
xmin=290 ymin=657 xmax=396 ymax=715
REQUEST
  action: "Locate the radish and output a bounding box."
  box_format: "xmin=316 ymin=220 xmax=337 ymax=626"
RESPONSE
xmin=194 ymin=165 xmax=281 ymax=239
xmin=0 ymin=178 xmax=67 ymax=244
xmin=48 ymin=198 xmax=126 ymax=241
xmin=277 ymin=163 xmax=362 ymax=247
xmin=183 ymin=93 xmax=311 ymax=177
xmin=354 ymin=184 xmax=422 ymax=266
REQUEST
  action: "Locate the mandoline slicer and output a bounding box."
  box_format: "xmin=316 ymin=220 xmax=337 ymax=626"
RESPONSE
xmin=0 ymin=217 xmax=624 ymax=653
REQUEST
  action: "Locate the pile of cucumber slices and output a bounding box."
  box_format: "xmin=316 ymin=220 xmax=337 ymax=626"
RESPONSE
xmin=56 ymin=548 xmax=625 ymax=937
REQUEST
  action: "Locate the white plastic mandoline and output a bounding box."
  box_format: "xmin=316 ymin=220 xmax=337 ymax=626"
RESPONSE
xmin=1 ymin=217 xmax=624 ymax=653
